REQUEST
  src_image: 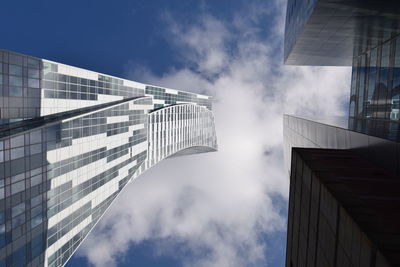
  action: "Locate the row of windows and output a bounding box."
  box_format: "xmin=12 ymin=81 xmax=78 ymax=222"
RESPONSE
xmin=0 ymin=130 xmax=42 ymax=149
xmin=0 ymin=75 xmax=40 ymax=88
xmin=146 ymin=86 xmax=211 ymax=107
xmin=42 ymin=66 xmax=145 ymax=101
xmin=0 ymin=51 xmax=40 ymax=69
xmin=0 ymin=64 xmax=40 ymax=79
xmin=0 ymin=56 xmax=42 ymax=124
xmin=44 ymin=90 xmax=98 ymax=101
xmin=42 ymin=79 xmax=143 ymax=95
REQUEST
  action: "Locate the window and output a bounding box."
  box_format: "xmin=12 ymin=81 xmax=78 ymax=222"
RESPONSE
xmin=30 ymin=130 xmax=42 ymax=144
xmin=31 ymin=194 xmax=42 ymax=207
xmin=58 ymin=74 xmax=67 ymax=82
xmin=31 ymin=215 xmax=42 ymax=228
xmin=28 ymin=58 xmax=40 ymax=69
xmin=31 ymin=205 xmax=42 ymax=218
xmin=12 ymin=203 xmax=25 ymax=217
xmin=31 ymin=174 xmax=42 ymax=186
xmin=9 ymin=86 xmax=22 ymax=97
xmin=11 ymin=173 xmax=24 ymax=183
xmin=9 ymin=76 xmax=22 ymax=86
xmin=58 ymin=82 xmax=67 ymax=90
xmin=44 ymin=90 xmax=55 ymax=98
xmin=9 ymin=65 xmax=22 ymax=76
xmin=11 ymin=147 xmax=24 ymax=160
xmin=11 ymin=180 xmax=25 ymax=194
xmin=10 ymin=135 xmax=24 ymax=148
xmin=28 ymin=69 xmax=40 ymax=78
xmin=30 ymin=144 xmax=41 ymax=155
xmin=9 ymin=54 xmax=23 ymax=65
xmin=12 ymin=213 xmax=25 ymax=229
xmin=28 ymin=78 xmax=40 ymax=88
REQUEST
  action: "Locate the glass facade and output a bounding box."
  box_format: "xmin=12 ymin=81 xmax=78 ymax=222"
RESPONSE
xmin=0 ymin=50 xmax=218 ymax=266
xmin=284 ymin=0 xmax=400 ymax=141
xmin=349 ymin=33 xmax=400 ymax=141
xmin=0 ymin=51 xmax=42 ymax=124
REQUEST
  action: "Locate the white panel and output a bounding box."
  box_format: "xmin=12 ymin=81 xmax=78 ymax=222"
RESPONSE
xmin=165 ymin=88 xmax=178 ymax=94
xmin=106 ymin=115 xmax=130 ymax=124
xmin=124 ymin=80 xmax=146 ymax=89
xmin=43 ymin=60 xmax=99 ymax=80
xmin=153 ymin=99 xmax=165 ymax=105
xmin=197 ymin=94 xmax=210 ymax=99
xmin=97 ymin=94 xmax=123 ymax=102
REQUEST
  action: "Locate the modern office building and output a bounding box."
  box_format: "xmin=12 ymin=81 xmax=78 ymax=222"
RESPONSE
xmin=0 ymin=49 xmax=218 ymax=267
xmin=284 ymin=0 xmax=400 ymax=266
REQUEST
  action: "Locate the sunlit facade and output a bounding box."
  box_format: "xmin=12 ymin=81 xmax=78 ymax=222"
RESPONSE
xmin=0 ymin=49 xmax=217 ymax=267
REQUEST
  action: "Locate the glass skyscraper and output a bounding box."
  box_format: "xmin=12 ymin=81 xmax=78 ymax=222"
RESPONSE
xmin=283 ymin=0 xmax=400 ymax=266
xmin=0 ymin=49 xmax=217 ymax=267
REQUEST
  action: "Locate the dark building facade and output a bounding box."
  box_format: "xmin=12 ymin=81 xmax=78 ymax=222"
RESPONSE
xmin=284 ymin=0 xmax=400 ymax=266
xmin=286 ymin=148 xmax=396 ymax=267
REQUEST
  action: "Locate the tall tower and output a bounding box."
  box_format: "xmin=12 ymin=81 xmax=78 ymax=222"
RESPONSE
xmin=0 ymin=50 xmax=217 ymax=267
xmin=283 ymin=1 xmax=400 ymax=266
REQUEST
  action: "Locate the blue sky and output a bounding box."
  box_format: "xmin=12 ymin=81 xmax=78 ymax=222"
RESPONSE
xmin=1 ymin=1 xmax=351 ymax=266
xmin=1 ymin=0 xmax=251 ymax=79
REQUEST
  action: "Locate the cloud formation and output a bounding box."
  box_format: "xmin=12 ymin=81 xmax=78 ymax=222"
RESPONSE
xmin=77 ymin=1 xmax=351 ymax=266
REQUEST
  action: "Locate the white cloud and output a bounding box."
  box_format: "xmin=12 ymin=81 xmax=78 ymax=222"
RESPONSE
xmin=77 ymin=1 xmax=351 ymax=267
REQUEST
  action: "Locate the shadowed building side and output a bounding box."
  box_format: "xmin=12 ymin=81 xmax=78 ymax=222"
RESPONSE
xmin=286 ymin=148 xmax=398 ymax=267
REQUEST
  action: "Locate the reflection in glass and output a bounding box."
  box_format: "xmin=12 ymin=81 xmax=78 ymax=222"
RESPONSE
xmin=391 ymin=95 xmax=400 ymax=120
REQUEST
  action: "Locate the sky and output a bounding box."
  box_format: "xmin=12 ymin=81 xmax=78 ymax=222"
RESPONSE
xmin=1 ymin=0 xmax=351 ymax=266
